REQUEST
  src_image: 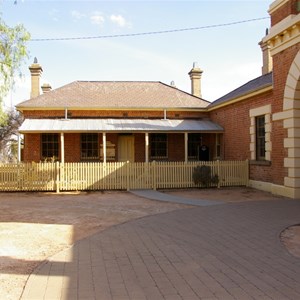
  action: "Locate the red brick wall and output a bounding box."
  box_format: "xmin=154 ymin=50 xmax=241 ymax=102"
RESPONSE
xmin=24 ymin=133 xmax=41 ymax=162
xmin=271 ymin=0 xmax=298 ymax=26
xmin=168 ymin=134 xmax=185 ymax=161
xmin=134 ymin=133 xmax=145 ymax=162
xmin=21 ymin=105 xmax=211 ymax=162
xmin=272 ymin=44 xmax=300 ymax=113
xmin=21 ymin=108 xmax=213 ymax=162
xmin=270 ymin=44 xmax=300 ymax=184
xmin=64 ymin=133 xmax=80 ymax=162
xmin=22 ymin=109 xmax=207 ymax=119
xmin=270 ymin=120 xmax=287 ymax=185
xmin=209 ymin=91 xmax=276 ymax=183
xmin=210 ymin=100 xmax=254 ymax=160
xmin=23 ymin=132 xmax=205 ymax=163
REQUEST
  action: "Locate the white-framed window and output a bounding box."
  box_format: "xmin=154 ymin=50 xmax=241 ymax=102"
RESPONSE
xmin=255 ymin=115 xmax=266 ymax=160
xmin=250 ymin=105 xmax=271 ymax=161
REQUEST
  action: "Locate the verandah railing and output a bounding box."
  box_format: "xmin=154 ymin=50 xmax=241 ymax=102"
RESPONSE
xmin=0 ymin=160 xmax=249 ymax=192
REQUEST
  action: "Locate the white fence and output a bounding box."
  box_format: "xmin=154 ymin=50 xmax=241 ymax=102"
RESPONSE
xmin=0 ymin=160 xmax=249 ymax=192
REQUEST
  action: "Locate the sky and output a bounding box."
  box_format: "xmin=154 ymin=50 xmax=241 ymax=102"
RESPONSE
xmin=1 ymin=0 xmax=272 ymax=110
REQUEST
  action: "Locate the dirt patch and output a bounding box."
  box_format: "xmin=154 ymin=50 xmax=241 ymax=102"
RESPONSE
xmin=281 ymin=225 xmax=300 ymax=258
xmin=0 ymin=191 xmax=187 ymax=300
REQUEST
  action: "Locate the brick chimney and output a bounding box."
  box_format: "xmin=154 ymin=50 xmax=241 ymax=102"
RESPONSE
xmin=188 ymin=62 xmax=203 ymax=98
xmin=41 ymin=83 xmax=52 ymax=93
xmin=29 ymin=57 xmax=43 ymax=98
xmin=259 ymin=37 xmax=273 ymax=75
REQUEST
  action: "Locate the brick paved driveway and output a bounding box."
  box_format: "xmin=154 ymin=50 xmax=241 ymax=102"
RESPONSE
xmin=22 ymin=199 xmax=300 ymax=300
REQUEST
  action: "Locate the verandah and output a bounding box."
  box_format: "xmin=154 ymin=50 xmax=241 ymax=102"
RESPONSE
xmin=0 ymin=160 xmax=248 ymax=192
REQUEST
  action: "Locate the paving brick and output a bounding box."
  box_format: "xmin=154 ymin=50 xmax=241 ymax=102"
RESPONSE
xmin=20 ymin=199 xmax=300 ymax=300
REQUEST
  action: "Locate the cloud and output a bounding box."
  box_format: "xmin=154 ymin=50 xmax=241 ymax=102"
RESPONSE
xmin=71 ymin=10 xmax=86 ymax=20
xmin=49 ymin=9 xmax=59 ymax=22
xmin=90 ymin=11 xmax=105 ymax=26
xmin=110 ymin=14 xmax=130 ymax=28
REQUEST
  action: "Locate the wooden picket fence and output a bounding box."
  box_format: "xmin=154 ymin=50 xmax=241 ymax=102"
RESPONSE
xmin=0 ymin=160 xmax=249 ymax=192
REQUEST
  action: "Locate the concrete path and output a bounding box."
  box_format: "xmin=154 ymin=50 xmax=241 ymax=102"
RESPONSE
xmin=21 ymin=199 xmax=300 ymax=300
xmin=130 ymin=189 xmax=223 ymax=206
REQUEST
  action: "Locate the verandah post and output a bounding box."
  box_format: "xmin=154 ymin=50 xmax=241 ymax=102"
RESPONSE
xmin=217 ymin=160 xmax=221 ymax=188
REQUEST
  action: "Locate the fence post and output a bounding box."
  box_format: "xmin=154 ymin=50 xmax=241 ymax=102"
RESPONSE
xmin=56 ymin=161 xmax=60 ymax=193
xmin=152 ymin=161 xmax=156 ymax=190
xmin=126 ymin=161 xmax=130 ymax=191
xmin=217 ymin=160 xmax=221 ymax=188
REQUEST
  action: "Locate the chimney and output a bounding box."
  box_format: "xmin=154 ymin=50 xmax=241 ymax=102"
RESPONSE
xmin=188 ymin=62 xmax=203 ymax=98
xmin=29 ymin=57 xmax=43 ymax=98
xmin=41 ymin=83 xmax=52 ymax=93
xmin=259 ymin=38 xmax=273 ymax=75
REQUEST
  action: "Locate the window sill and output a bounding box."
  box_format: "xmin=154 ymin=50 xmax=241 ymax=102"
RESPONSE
xmin=249 ymin=160 xmax=271 ymax=166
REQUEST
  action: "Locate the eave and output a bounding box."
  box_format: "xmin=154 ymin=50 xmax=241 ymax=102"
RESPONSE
xmin=207 ymin=85 xmax=273 ymax=111
xmin=16 ymin=106 xmax=209 ymax=112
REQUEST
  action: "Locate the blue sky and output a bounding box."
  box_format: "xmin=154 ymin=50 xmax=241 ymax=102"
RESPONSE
xmin=1 ymin=0 xmax=271 ymax=109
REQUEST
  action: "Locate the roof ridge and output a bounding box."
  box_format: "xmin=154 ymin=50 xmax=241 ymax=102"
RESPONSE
xmin=76 ymin=80 xmax=161 ymax=83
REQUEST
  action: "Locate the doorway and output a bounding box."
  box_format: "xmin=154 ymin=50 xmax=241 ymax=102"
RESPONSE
xmin=118 ymin=135 xmax=135 ymax=162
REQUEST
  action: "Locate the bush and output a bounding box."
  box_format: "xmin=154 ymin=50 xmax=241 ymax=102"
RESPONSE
xmin=192 ymin=165 xmax=219 ymax=187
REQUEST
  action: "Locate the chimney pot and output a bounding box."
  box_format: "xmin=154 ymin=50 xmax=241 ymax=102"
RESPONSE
xmin=41 ymin=83 xmax=52 ymax=93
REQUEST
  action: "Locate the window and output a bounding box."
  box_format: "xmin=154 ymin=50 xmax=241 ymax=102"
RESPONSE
xmin=250 ymin=105 xmax=271 ymax=162
xmin=41 ymin=133 xmax=59 ymax=159
xmin=150 ymin=133 xmax=167 ymax=160
xmin=256 ymin=116 xmax=266 ymax=160
xmin=188 ymin=133 xmax=202 ymax=160
xmin=81 ymin=133 xmax=99 ymax=160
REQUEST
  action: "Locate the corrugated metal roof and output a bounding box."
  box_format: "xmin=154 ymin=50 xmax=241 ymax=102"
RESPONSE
xmin=19 ymin=118 xmax=223 ymax=133
xmin=16 ymin=81 xmax=209 ymax=110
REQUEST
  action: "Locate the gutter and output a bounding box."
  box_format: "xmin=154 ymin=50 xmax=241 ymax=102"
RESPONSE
xmin=207 ymin=85 xmax=273 ymax=111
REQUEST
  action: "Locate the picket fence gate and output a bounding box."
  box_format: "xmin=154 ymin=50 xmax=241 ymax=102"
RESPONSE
xmin=0 ymin=160 xmax=249 ymax=192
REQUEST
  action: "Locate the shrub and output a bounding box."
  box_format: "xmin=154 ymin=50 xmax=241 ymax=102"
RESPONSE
xmin=192 ymin=165 xmax=219 ymax=187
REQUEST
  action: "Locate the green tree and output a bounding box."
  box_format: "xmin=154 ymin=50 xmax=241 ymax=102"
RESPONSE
xmin=0 ymin=15 xmax=30 ymax=124
xmin=0 ymin=109 xmax=23 ymax=162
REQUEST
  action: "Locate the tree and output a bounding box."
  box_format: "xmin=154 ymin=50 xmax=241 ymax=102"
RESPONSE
xmin=0 ymin=109 xmax=23 ymax=162
xmin=0 ymin=15 xmax=30 ymax=123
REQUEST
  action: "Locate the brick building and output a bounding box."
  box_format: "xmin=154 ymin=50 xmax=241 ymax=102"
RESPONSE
xmin=16 ymin=0 xmax=300 ymax=198
xmin=17 ymin=61 xmax=223 ymax=164
xmin=208 ymin=0 xmax=300 ymax=198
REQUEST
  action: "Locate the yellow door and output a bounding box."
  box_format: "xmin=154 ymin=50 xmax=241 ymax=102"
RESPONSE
xmin=118 ymin=136 xmax=135 ymax=162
